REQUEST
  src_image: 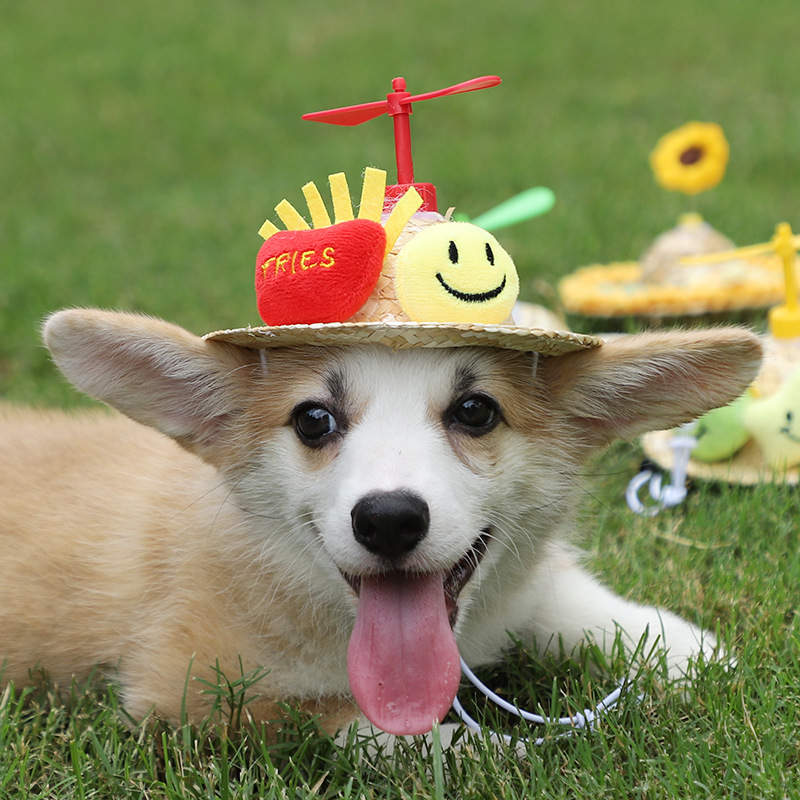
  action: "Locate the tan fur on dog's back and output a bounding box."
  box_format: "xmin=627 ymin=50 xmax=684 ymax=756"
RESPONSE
xmin=0 ymin=309 xmax=763 ymax=738
xmin=0 ymin=405 xmax=357 ymax=730
xmin=0 ymin=407 xmax=171 ymax=686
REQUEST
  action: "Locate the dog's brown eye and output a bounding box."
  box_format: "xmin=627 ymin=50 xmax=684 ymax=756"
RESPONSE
xmin=449 ymin=394 xmax=500 ymax=434
xmin=293 ymin=404 xmax=339 ymax=444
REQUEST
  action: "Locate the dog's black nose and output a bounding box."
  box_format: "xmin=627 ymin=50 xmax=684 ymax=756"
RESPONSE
xmin=351 ymin=491 xmax=430 ymax=561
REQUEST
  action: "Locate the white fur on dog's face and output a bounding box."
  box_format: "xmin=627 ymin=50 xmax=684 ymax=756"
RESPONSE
xmin=231 ymin=346 xmax=567 ymax=621
xmin=306 ymin=359 xmax=488 ymax=578
xmin=227 ymin=344 xmax=578 ymax=733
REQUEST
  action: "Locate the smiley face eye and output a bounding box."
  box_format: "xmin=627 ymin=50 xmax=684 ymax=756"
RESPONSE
xmin=449 ymin=240 xmax=459 ymax=264
xmin=292 ymin=403 xmax=340 ymax=445
xmin=449 ymin=239 xmax=495 ymax=266
xmin=447 ymin=393 xmax=501 ymax=435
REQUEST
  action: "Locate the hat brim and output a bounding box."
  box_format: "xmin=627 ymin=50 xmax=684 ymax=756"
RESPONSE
xmin=204 ymin=320 xmax=601 ymax=356
xmin=642 ymin=429 xmax=799 ymax=486
xmin=559 ymin=259 xmax=786 ymax=318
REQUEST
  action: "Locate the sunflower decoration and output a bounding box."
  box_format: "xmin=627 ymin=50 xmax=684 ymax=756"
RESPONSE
xmin=649 ymin=122 xmax=730 ymax=195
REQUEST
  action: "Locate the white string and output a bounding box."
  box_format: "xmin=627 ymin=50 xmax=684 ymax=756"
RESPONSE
xmin=452 ymin=657 xmax=633 ymax=746
xmin=626 ymin=424 xmax=697 ymax=516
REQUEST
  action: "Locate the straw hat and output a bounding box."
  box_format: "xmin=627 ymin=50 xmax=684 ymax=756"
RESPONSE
xmin=205 ymin=168 xmax=601 ymax=356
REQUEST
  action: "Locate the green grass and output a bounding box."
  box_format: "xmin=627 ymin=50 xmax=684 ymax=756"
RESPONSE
xmin=2 ymin=0 xmax=800 ymax=796
xmin=1 ymin=466 xmax=798 ymax=799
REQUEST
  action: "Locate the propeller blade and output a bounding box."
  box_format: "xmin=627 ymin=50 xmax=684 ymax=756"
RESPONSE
xmin=680 ymin=242 xmax=774 ymax=265
xmin=407 ymin=75 xmax=502 ymax=104
xmin=302 ymin=99 xmax=389 ymax=126
xmin=680 ymin=236 xmax=800 ymax=266
xmin=303 ymin=76 xmax=501 ymax=127
xmin=470 ymin=187 xmax=555 ymax=231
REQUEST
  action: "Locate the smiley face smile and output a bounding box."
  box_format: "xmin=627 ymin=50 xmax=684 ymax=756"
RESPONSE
xmin=435 ymin=272 xmax=507 ymax=302
xmin=779 ymin=423 xmax=800 ymax=444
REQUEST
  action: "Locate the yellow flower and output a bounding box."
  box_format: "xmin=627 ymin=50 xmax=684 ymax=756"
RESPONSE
xmin=650 ymin=122 xmax=729 ymax=195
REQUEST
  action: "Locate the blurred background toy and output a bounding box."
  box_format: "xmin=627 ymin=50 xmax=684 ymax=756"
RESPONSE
xmin=641 ymin=222 xmax=800 ymax=486
xmin=558 ymin=124 xmax=794 ymax=320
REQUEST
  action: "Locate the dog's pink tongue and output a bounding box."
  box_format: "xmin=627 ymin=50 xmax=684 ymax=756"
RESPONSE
xmin=347 ymin=572 xmax=461 ymax=736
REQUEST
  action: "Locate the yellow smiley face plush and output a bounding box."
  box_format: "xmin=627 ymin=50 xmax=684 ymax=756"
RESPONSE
xmin=395 ymin=222 xmax=519 ymax=324
xmin=744 ymin=368 xmax=800 ymax=470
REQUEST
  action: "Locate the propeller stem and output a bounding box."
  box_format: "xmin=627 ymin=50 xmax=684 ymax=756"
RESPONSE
xmin=392 ymin=112 xmax=414 ymax=184
xmin=775 ymin=223 xmax=799 ymax=311
xmin=388 ymin=78 xmax=414 ymax=185
xmin=384 ymin=78 xmax=438 ymax=211
xmin=768 ymin=222 xmax=800 ymax=338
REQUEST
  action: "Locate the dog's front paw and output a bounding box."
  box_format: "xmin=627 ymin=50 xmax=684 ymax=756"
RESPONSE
xmin=646 ymin=612 xmax=728 ymax=680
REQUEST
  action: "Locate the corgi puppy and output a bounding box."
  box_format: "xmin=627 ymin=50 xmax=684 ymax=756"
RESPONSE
xmin=0 ymin=310 xmax=761 ymax=736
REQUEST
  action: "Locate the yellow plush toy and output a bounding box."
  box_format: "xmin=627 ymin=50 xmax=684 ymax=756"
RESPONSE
xmin=744 ymin=367 xmax=800 ymax=470
xmin=394 ymin=221 xmax=519 ymax=324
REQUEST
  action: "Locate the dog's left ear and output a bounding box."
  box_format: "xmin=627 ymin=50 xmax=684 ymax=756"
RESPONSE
xmin=544 ymin=327 xmax=763 ymax=446
xmin=44 ymin=309 xmax=258 ymax=459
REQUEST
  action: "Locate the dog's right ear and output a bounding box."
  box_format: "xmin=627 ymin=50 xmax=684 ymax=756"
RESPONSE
xmin=544 ymin=327 xmax=763 ymax=448
xmin=43 ymin=309 xmax=258 ymax=458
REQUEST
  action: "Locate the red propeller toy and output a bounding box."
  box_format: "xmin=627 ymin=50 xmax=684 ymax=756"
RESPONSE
xmin=303 ymin=76 xmax=502 ymax=212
